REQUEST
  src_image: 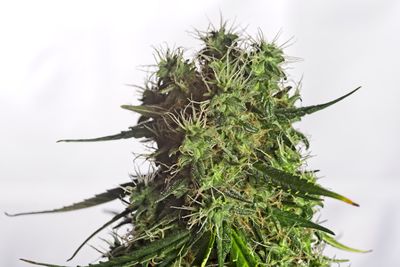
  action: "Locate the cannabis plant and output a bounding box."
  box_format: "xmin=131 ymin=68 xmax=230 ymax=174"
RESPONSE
xmin=9 ymin=23 xmax=369 ymax=266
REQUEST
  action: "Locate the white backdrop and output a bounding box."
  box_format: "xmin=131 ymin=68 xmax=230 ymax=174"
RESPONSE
xmin=1 ymin=1 xmax=399 ymax=266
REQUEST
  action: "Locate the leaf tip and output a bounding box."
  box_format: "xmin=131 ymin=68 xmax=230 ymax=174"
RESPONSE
xmin=326 ymin=229 xmax=335 ymax=236
xmin=66 ymin=252 xmax=77 ymax=262
xmin=344 ymin=198 xmax=359 ymax=207
xmin=20 ymin=258 xmax=40 ymax=265
xmin=336 ymin=194 xmax=360 ymax=207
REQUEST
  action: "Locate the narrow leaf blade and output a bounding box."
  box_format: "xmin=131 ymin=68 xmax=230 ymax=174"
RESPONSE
xmin=230 ymin=228 xmax=259 ymax=267
xmin=83 ymin=230 xmax=190 ymax=267
xmin=67 ymin=208 xmax=131 ymax=261
xmin=214 ymin=214 xmax=230 ymax=267
xmin=57 ymin=125 xmax=152 ymax=143
xmin=272 ymin=208 xmax=335 ymax=235
xmin=121 ymin=104 xmax=166 ymax=117
xmin=201 ymin=229 xmax=216 ymax=267
xmin=5 ymin=183 xmax=132 ymax=217
xmin=293 ymin=129 xmax=310 ymax=149
xmin=20 ymin=259 xmax=68 ymax=267
xmin=254 ymin=163 xmax=359 ymax=206
xmin=191 ymin=231 xmax=212 ymax=266
xmin=277 ymin=87 xmax=361 ymax=120
xmin=323 ymin=233 xmax=372 ymax=253
xmin=221 ymin=222 xmax=232 ymax=266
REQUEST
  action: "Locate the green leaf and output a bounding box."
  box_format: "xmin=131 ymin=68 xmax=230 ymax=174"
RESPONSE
xmin=254 ymin=163 xmax=359 ymax=206
xmin=224 ymin=189 xmax=253 ymax=204
xmin=67 ymin=208 xmax=131 ymax=261
xmin=5 ymin=183 xmax=132 ymax=216
xmin=293 ymin=192 xmax=323 ymax=202
xmin=156 ymin=178 xmax=189 ymax=203
xmin=273 ymin=86 xmax=292 ymax=99
xmin=201 ymin=228 xmax=216 ymax=267
xmin=293 ymin=129 xmax=310 ymax=149
xmin=322 ymin=256 xmax=350 ymax=263
xmin=214 ymin=213 xmax=231 ymax=267
xmin=276 ymin=87 xmax=361 ymax=120
xmin=159 ymin=233 xmax=202 ymax=267
xmin=57 ymin=124 xmax=152 ymax=142
xmin=137 ymin=115 xmax=151 ymax=124
xmin=84 ymin=230 xmax=190 ymax=267
xmin=221 ymin=221 xmax=232 ymax=266
xmin=322 ymin=233 xmax=372 ymax=253
xmin=135 ymin=233 xmax=190 ymax=266
xmin=191 ymin=231 xmax=212 ymax=266
xmin=272 ymin=208 xmax=335 ymax=235
xmin=240 ymin=121 xmax=259 ymax=133
xmin=121 ymin=104 xmax=167 ymax=117
xmin=19 ymin=259 xmax=68 ymax=267
xmin=250 ymin=220 xmax=268 ymax=259
xmin=230 ymin=228 xmax=259 ymax=267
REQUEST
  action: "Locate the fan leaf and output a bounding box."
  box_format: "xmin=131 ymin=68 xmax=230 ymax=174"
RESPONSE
xmin=322 ymin=233 xmax=372 ymax=253
xmin=83 ymin=230 xmax=190 ymax=267
xmin=19 ymin=259 xmax=68 ymax=267
xmin=230 ymin=228 xmax=259 ymax=267
xmin=5 ymin=183 xmax=132 ymax=217
xmin=121 ymin=104 xmax=167 ymax=117
xmin=200 ymin=228 xmax=216 ymax=267
xmin=67 ymin=208 xmax=131 ymax=261
xmin=276 ymin=87 xmax=361 ymax=120
xmin=57 ymin=124 xmax=152 ymax=143
xmin=214 ymin=213 xmax=231 ymax=267
xmin=220 ymin=221 xmax=232 ymax=266
xmin=254 ymin=163 xmax=359 ymax=206
xmin=272 ymin=208 xmax=335 ymax=235
xmin=224 ymin=189 xmax=253 ymax=204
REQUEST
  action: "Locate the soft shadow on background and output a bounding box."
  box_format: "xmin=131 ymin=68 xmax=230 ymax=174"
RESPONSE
xmin=1 ymin=1 xmax=399 ymax=266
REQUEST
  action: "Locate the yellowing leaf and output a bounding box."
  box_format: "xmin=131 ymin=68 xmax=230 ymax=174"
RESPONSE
xmin=254 ymin=163 xmax=359 ymax=206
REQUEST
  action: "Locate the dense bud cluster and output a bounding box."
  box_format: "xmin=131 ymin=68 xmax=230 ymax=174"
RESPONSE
xmin=12 ymin=23 xmax=366 ymax=267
